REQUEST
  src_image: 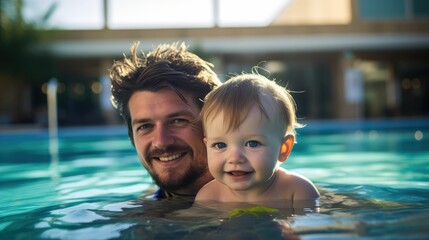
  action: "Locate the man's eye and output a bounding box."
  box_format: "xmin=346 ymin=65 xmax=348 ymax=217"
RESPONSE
xmin=212 ymin=142 xmax=227 ymax=149
xmin=245 ymin=141 xmax=261 ymax=148
xmin=136 ymin=123 xmax=152 ymax=132
xmin=171 ymin=118 xmax=188 ymax=125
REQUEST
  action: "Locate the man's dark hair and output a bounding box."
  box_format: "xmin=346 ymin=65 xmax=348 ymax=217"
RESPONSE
xmin=109 ymin=42 xmax=221 ymax=145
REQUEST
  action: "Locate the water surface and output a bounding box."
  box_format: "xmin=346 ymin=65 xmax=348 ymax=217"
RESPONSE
xmin=1 ymin=120 xmax=428 ymax=239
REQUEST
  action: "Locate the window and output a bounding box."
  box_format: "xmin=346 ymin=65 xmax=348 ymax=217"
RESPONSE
xmin=23 ymin=0 xmax=104 ymax=29
xmin=358 ymin=0 xmax=429 ymax=20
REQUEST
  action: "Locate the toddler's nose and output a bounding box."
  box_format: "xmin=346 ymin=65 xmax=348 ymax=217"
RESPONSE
xmin=228 ymin=147 xmax=245 ymax=164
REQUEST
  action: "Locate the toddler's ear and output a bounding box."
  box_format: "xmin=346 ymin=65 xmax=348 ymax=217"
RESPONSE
xmin=278 ymin=135 xmax=294 ymax=162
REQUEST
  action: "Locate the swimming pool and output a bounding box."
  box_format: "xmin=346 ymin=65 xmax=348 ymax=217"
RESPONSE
xmin=1 ymin=118 xmax=428 ymax=239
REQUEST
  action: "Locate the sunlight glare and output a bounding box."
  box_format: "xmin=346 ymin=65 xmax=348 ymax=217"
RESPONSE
xmin=219 ymin=0 xmax=290 ymax=26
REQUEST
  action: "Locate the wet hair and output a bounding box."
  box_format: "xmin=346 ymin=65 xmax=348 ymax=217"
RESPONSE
xmin=201 ymin=73 xmax=301 ymax=137
xmin=109 ymin=42 xmax=221 ymax=144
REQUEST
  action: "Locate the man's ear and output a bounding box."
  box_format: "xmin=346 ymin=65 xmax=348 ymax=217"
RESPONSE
xmin=203 ymin=138 xmax=207 ymax=145
xmin=278 ymin=135 xmax=294 ymax=163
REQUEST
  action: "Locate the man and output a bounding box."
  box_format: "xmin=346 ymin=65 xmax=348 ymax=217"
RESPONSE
xmin=109 ymin=42 xmax=221 ymax=199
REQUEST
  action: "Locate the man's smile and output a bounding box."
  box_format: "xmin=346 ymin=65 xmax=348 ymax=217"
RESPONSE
xmin=157 ymin=152 xmax=186 ymax=162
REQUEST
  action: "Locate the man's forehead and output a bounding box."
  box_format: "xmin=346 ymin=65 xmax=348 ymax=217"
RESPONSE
xmin=129 ymin=90 xmax=199 ymax=119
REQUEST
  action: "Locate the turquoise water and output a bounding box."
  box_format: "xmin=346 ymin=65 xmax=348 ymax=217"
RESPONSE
xmin=1 ymin=119 xmax=429 ymax=239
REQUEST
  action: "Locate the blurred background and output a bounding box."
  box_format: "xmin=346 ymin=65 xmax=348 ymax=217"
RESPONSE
xmin=1 ymin=0 xmax=428 ymax=129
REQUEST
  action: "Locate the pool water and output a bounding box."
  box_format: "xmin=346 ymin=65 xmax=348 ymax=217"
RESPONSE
xmin=1 ymin=119 xmax=429 ymax=239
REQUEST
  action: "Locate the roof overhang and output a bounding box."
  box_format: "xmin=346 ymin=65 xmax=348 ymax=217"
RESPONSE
xmin=37 ymin=33 xmax=429 ymax=58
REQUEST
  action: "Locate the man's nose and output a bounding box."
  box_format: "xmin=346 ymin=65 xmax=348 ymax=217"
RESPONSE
xmin=152 ymin=124 xmax=175 ymax=149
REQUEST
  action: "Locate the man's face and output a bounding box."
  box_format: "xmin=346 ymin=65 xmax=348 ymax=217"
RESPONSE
xmin=128 ymin=89 xmax=212 ymax=195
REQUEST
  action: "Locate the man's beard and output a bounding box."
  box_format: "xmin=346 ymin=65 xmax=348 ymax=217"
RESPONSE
xmin=151 ymin=162 xmax=207 ymax=193
xmin=146 ymin=145 xmax=207 ymax=193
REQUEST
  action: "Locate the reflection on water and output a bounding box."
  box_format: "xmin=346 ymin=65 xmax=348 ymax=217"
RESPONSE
xmin=0 ymin=124 xmax=428 ymax=239
xmin=2 ymin=186 xmax=429 ymax=239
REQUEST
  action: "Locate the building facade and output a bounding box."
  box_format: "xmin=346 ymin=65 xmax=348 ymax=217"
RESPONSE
xmin=1 ymin=0 xmax=428 ymax=126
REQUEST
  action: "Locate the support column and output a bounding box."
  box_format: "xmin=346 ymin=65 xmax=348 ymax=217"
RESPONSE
xmin=337 ymin=51 xmax=364 ymax=119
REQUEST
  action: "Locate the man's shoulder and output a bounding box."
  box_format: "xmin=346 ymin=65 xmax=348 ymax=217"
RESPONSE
xmin=153 ymin=188 xmax=169 ymax=199
xmin=153 ymin=188 xmax=196 ymax=200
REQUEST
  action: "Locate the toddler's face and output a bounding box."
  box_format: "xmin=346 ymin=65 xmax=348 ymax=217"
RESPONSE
xmin=204 ymin=103 xmax=285 ymax=192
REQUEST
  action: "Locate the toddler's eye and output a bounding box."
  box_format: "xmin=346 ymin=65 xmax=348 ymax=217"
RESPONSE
xmin=245 ymin=141 xmax=261 ymax=148
xmin=213 ymin=142 xmax=227 ymax=149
